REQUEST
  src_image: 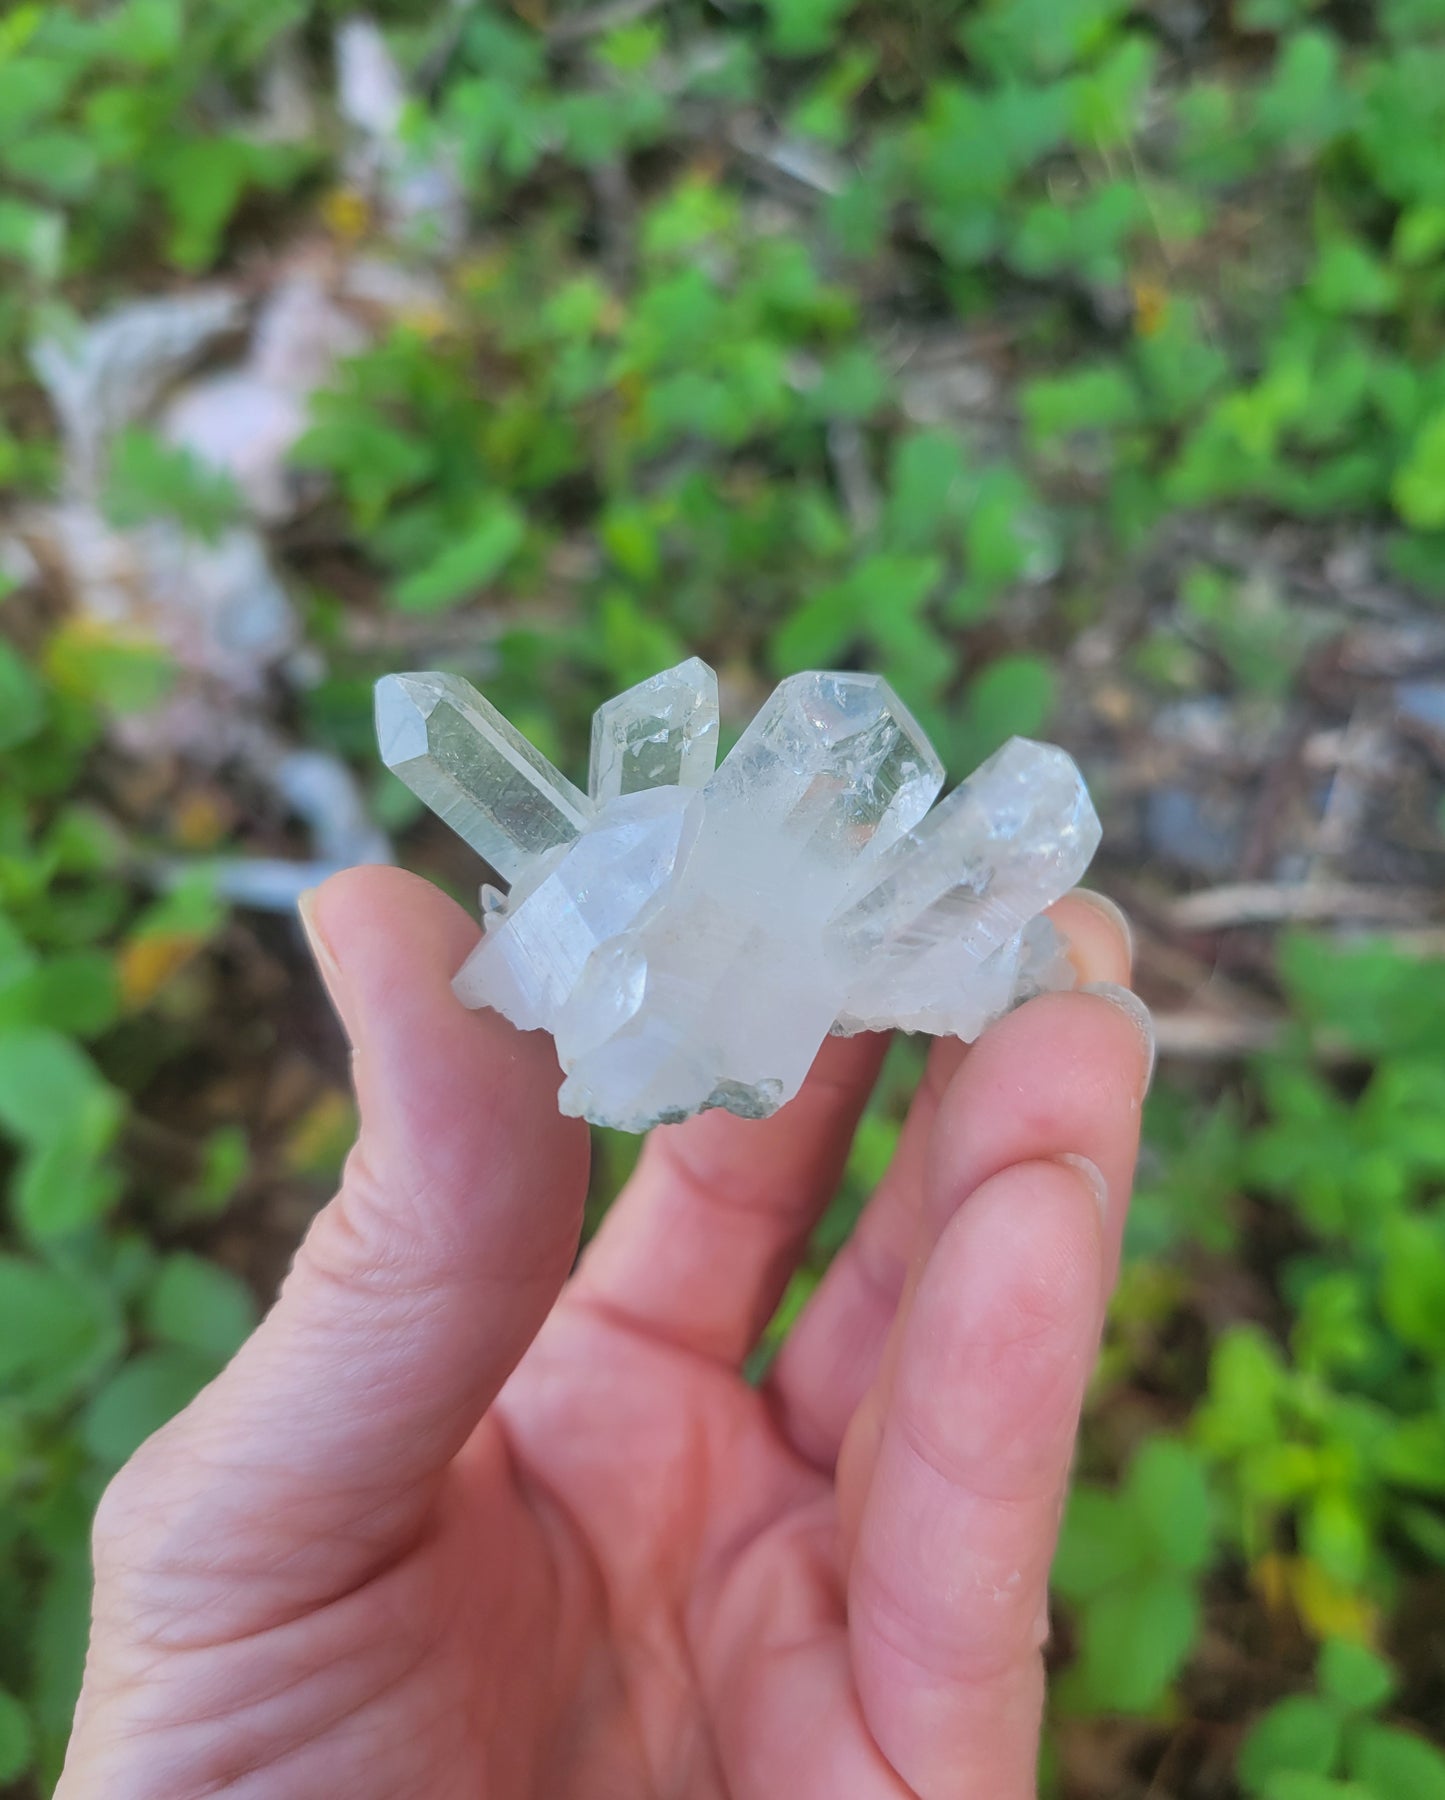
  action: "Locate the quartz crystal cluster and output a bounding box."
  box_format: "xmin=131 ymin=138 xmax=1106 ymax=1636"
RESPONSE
xmin=375 ymin=660 xmax=1101 ymax=1132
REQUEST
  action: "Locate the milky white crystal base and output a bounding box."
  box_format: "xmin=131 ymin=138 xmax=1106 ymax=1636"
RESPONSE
xmin=376 ymin=663 xmax=1101 ymax=1133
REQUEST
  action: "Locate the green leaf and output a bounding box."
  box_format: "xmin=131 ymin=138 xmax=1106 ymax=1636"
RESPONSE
xmin=960 ymin=465 xmax=1057 ymax=595
xmin=144 ymin=1254 xmax=257 ymax=1361
xmin=1069 ymin=34 xmax=1155 ymax=149
xmin=1 ymin=127 xmax=98 ymax=198
xmin=1024 ymin=364 xmax=1139 ymax=442
xmin=1309 ymin=234 xmax=1399 ymax=317
xmin=15 ymin=1138 xmax=123 ymax=1241
xmin=1261 ymin=1779 xmax=1374 ymax=1800
xmin=1302 ymin=1488 xmax=1372 ymax=1588
xmin=773 ymin=555 xmax=942 ymax=674
xmin=1380 ymin=1216 xmax=1445 ymax=1358
xmin=1348 ymin=1724 xmax=1445 ymax=1800
xmin=0 ymin=637 xmax=47 ymax=752
xmin=956 ymin=655 xmax=1055 ymax=767
xmin=771 ymin=585 xmax=862 ymax=671
xmin=1393 ymin=410 xmax=1445 ymax=530
xmin=0 ymin=52 xmax=72 ymax=144
xmin=884 ymin=430 xmax=969 ymax=551
xmin=1076 ymin=1571 xmax=1200 ymax=1712
xmin=293 ymin=411 xmax=433 ymax=529
xmin=1319 ymin=1641 xmax=1396 ymax=1714
xmin=0 ymin=950 xmax=120 ymax=1037
xmin=961 ymin=0 xmax=1131 ymax=80
xmin=1393 ymin=204 xmax=1445 ymax=268
xmin=31 ymin=1547 xmax=92 ymax=1771
xmin=1379 ymin=1415 xmax=1445 ymax=1494
xmin=80 ymin=1346 xmax=218 ymax=1466
xmin=0 ymin=1027 xmax=121 ymax=1154
xmin=393 ymin=497 xmax=526 ymax=611
xmin=184 ymin=1125 xmax=250 ymax=1220
xmin=0 ymin=1256 xmax=121 ymax=1402
xmin=102 ymin=427 xmax=242 ymax=540
xmin=1007 ymin=180 xmax=1145 ymax=284
xmin=155 ymin=137 xmax=304 ymax=272
xmin=130 ymin=871 xmax=226 ymax=946
xmin=593 ymin=590 xmax=685 ymax=689
xmin=0 ymin=918 xmax=34 ymax=989
xmin=1128 ymin=1438 xmax=1215 ymax=1573
xmin=1239 ymin=1697 xmax=1344 ymax=1794
xmin=1254 ymin=29 xmax=1355 ymax=154
xmin=760 ymin=0 xmax=857 ymax=57
xmin=104 ymin=0 xmax=184 ymax=66
xmin=0 ymin=1687 xmax=33 ymax=1783
xmin=1278 ymin=935 xmax=1445 ymax=1058
xmin=0 ymin=195 xmax=63 ymax=278
xmin=1052 ymin=1488 xmax=1146 ymax=1599
xmin=808 ymin=344 xmax=889 ymax=420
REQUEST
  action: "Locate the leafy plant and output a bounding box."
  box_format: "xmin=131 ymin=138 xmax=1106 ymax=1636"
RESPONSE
xmin=1052 ymin=1438 xmax=1216 ymax=1713
xmin=1239 ymin=1641 xmax=1445 ymax=1800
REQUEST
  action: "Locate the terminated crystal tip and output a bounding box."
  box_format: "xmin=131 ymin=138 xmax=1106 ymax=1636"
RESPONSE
xmin=590 ymin=656 xmax=720 ymax=803
xmin=374 ymin=660 xmax=1104 ymax=1132
xmin=376 ymin=671 xmax=592 ymax=882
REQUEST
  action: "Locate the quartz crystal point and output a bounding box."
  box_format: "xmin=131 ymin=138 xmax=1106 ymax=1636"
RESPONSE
xmin=452 ymin=785 xmax=703 ymax=1029
xmin=707 ymin=670 xmax=944 ymax=869
xmin=374 ymin=661 xmax=1102 ymax=1132
xmin=589 ymin=656 xmax=719 ymax=803
xmin=376 ymin=672 xmax=592 ymax=881
xmin=828 ymin=737 xmax=1101 ymax=1034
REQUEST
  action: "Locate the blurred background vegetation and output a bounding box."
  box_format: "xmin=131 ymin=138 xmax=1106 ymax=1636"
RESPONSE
xmin=2 ymin=0 xmax=1445 ymax=1793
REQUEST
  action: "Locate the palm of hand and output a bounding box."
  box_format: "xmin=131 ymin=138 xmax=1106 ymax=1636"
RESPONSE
xmin=61 ymin=869 xmax=1144 ymax=1800
xmin=376 ymin=1320 xmax=853 ymax=1800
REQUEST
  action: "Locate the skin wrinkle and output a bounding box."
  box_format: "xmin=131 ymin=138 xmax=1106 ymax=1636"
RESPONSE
xmin=850 ymin=1559 xmax=1037 ymax=1698
xmin=497 ymin=1391 xmax=725 ymax=1799
xmin=99 ymin=1478 xmax=453 ymax=1659
xmin=96 ymin=1423 xmax=441 ymax=1637
xmin=100 ymin=1568 xmax=452 ymax=1792
xmin=315 ymin=1141 xmax=576 ymax=1302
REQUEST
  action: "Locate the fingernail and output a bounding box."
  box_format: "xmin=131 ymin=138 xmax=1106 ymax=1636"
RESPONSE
xmin=1071 ymin=890 xmax=1134 ymax=970
xmin=1082 ymin=982 xmax=1156 ymax=1092
xmin=1054 ymin=1152 xmax=1109 ymax=1225
xmin=298 ymin=888 xmax=350 ymax=1036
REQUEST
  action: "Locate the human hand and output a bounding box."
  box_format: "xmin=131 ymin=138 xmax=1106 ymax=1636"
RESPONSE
xmin=59 ymin=866 xmax=1148 ymax=1800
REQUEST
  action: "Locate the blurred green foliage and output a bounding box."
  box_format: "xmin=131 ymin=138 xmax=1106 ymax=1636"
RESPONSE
xmin=0 ymin=0 xmax=1444 ymax=1793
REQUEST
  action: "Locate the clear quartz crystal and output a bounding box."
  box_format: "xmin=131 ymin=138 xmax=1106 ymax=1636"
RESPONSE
xmin=374 ymin=665 xmax=1104 ymax=1132
xmin=453 ymin=786 xmax=702 ymax=1028
xmin=376 ymin=671 xmax=592 ymax=882
xmin=705 ymin=671 xmax=944 ymax=870
xmin=829 ymin=738 xmax=1100 ymax=963
xmin=589 ymin=656 xmax=720 ymax=803
xmin=828 ymin=738 xmax=1100 ymax=1034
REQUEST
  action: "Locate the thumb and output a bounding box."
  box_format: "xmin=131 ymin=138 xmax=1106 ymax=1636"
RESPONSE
xmin=94 ymin=866 xmax=589 ymax=1631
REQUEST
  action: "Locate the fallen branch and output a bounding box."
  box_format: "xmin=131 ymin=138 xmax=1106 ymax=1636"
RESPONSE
xmin=1151 ymin=1010 xmax=1283 ymax=1059
xmin=1169 ymin=881 xmax=1433 ymax=932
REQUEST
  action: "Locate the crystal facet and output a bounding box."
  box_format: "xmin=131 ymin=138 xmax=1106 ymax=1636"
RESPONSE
xmin=375 ymin=663 xmax=1102 ymax=1131
xmin=828 ymin=737 xmax=1101 ymax=1034
xmin=376 ymin=671 xmax=592 ymax=881
xmin=707 ymin=671 xmax=944 ymax=870
xmin=589 ymin=656 xmax=720 ymax=803
xmin=453 ymin=785 xmax=702 ymax=1028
